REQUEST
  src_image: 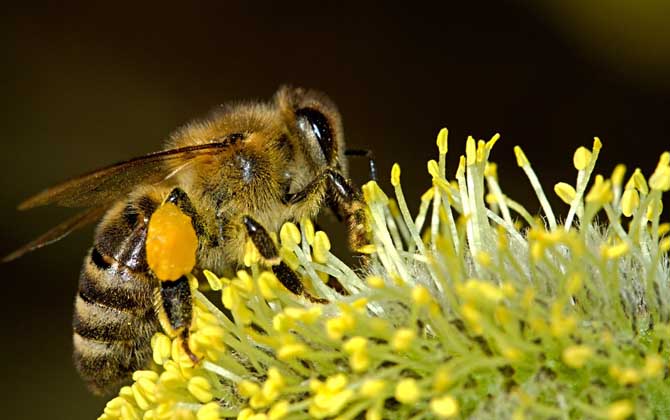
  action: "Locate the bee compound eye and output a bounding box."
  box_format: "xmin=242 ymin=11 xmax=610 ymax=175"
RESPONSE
xmin=296 ymin=108 xmax=333 ymax=162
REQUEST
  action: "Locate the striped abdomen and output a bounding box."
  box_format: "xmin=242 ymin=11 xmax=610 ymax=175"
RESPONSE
xmin=73 ymin=198 xmax=160 ymax=394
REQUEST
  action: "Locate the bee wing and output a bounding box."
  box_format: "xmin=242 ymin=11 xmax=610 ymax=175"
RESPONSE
xmin=2 ymin=205 xmax=109 ymax=262
xmin=18 ymin=142 xmax=231 ymax=210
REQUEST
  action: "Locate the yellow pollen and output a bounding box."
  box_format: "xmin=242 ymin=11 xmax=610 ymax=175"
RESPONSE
xmin=146 ymin=202 xmax=198 ymax=281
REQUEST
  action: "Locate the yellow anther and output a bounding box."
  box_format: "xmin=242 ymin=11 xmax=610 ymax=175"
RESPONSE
xmin=565 ymin=272 xmax=583 ymax=294
xmin=421 ymin=187 xmax=435 ymax=202
xmin=475 ymin=251 xmax=492 ymax=267
xmin=585 ymin=175 xmax=613 ymax=204
xmin=572 ymin=146 xmax=592 ymax=171
xmin=647 ymin=198 xmax=663 ymax=220
xmin=502 ymin=346 xmax=523 ymax=362
xmin=188 ymin=376 xmax=213 ymax=403
xmin=649 ymin=164 xmax=670 ymax=191
xmin=343 ymin=336 xmax=367 ymax=354
xmin=601 ymin=242 xmax=629 ymax=259
xmin=361 ymin=379 xmax=386 ymax=398
xmin=476 ymin=139 xmax=486 ymax=163
xmin=592 ymin=136 xmax=602 ymax=151
xmin=484 ymin=162 xmax=498 ymax=178
xmin=258 ymin=271 xmax=280 ymax=300
xmin=431 ymin=395 xmax=459 ymax=418
xmin=460 ymin=303 xmax=482 ymax=334
xmin=391 ymin=328 xmax=416 ymax=351
xmin=244 ymin=239 xmax=261 ymax=267
xmin=632 ymin=169 xmax=649 ymax=194
xmin=427 ymin=159 xmax=440 ymax=178
xmin=237 ymin=408 xmax=255 ymax=420
xmin=436 ymin=128 xmax=449 ymax=154
xmin=203 ymin=270 xmax=222 ymax=291
xmin=391 ymin=163 xmax=401 ymax=187
xmin=301 ymin=218 xmax=315 ymax=245
xmin=606 ymin=400 xmax=634 ymax=420
xmin=514 ymin=146 xmax=529 ymax=167
xmin=617 ymin=368 xmax=641 ymax=385
xmin=644 ymin=354 xmax=664 ymax=378
xmin=349 ymin=350 xmax=370 ymax=372
xmin=151 ymin=333 xmax=172 ymax=365
xmin=395 ymin=378 xmax=420 ymax=404
xmin=494 ymin=305 xmax=512 ymax=326
xmin=621 ymin=189 xmax=639 ymax=217
xmin=132 ymin=370 xmax=159 ymax=383
xmin=486 ymin=133 xmax=500 ymax=153
xmin=268 ymin=401 xmax=289 ymax=420
xmin=326 ymin=313 xmax=355 ymax=340
xmin=367 ymin=275 xmax=385 ymax=288
xmin=412 ymin=285 xmax=431 ymax=305
xmin=279 ymin=223 xmax=301 ymax=249
xmin=239 ymin=380 xmax=261 ymax=398
xmin=277 ymin=343 xmax=307 ymax=360
xmin=466 ymin=136 xmax=477 ymax=165
xmin=197 ymin=402 xmax=221 ymax=420
xmin=660 ymin=237 xmax=670 ymax=253
xmin=554 ymin=182 xmax=576 ymax=204
xmin=611 ymin=164 xmax=626 ymax=186
xmin=562 ymin=345 xmax=593 ymax=368
xmin=313 ymin=231 xmax=331 ymax=263
xmin=456 ymin=155 xmax=466 ymax=178
xmin=146 ymin=202 xmax=198 ymax=281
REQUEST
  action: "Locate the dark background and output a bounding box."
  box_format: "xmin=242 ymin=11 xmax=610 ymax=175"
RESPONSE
xmin=2 ymin=2 xmax=669 ymax=419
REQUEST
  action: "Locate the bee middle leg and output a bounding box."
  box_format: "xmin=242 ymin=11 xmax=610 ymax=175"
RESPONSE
xmin=242 ymin=216 xmax=327 ymax=303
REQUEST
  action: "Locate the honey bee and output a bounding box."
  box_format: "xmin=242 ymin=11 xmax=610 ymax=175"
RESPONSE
xmin=4 ymin=87 xmax=372 ymax=394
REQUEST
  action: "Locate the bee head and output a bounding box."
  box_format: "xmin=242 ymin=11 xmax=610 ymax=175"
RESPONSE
xmin=276 ymin=86 xmax=348 ymax=176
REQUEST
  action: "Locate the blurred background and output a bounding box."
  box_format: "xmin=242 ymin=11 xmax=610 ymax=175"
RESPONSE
xmin=2 ymin=1 xmax=670 ymax=418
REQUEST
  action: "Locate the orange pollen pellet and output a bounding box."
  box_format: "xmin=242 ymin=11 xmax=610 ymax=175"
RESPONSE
xmin=146 ymin=202 xmax=198 ymax=281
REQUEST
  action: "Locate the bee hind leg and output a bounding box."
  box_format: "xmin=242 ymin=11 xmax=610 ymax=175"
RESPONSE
xmin=242 ymin=216 xmax=327 ymax=304
xmin=156 ymin=274 xmax=199 ymax=363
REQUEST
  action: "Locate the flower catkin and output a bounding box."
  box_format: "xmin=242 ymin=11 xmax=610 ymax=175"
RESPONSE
xmin=100 ymin=131 xmax=670 ymax=420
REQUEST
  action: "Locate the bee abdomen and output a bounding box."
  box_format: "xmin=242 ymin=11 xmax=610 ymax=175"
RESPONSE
xmin=73 ymin=246 xmax=159 ymax=394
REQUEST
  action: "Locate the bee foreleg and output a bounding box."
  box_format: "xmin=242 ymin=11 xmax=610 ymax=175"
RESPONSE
xmin=324 ymin=170 xmax=369 ymax=252
xmin=242 ymin=216 xmax=327 ymax=303
xmin=165 ymin=187 xmax=204 ymax=236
